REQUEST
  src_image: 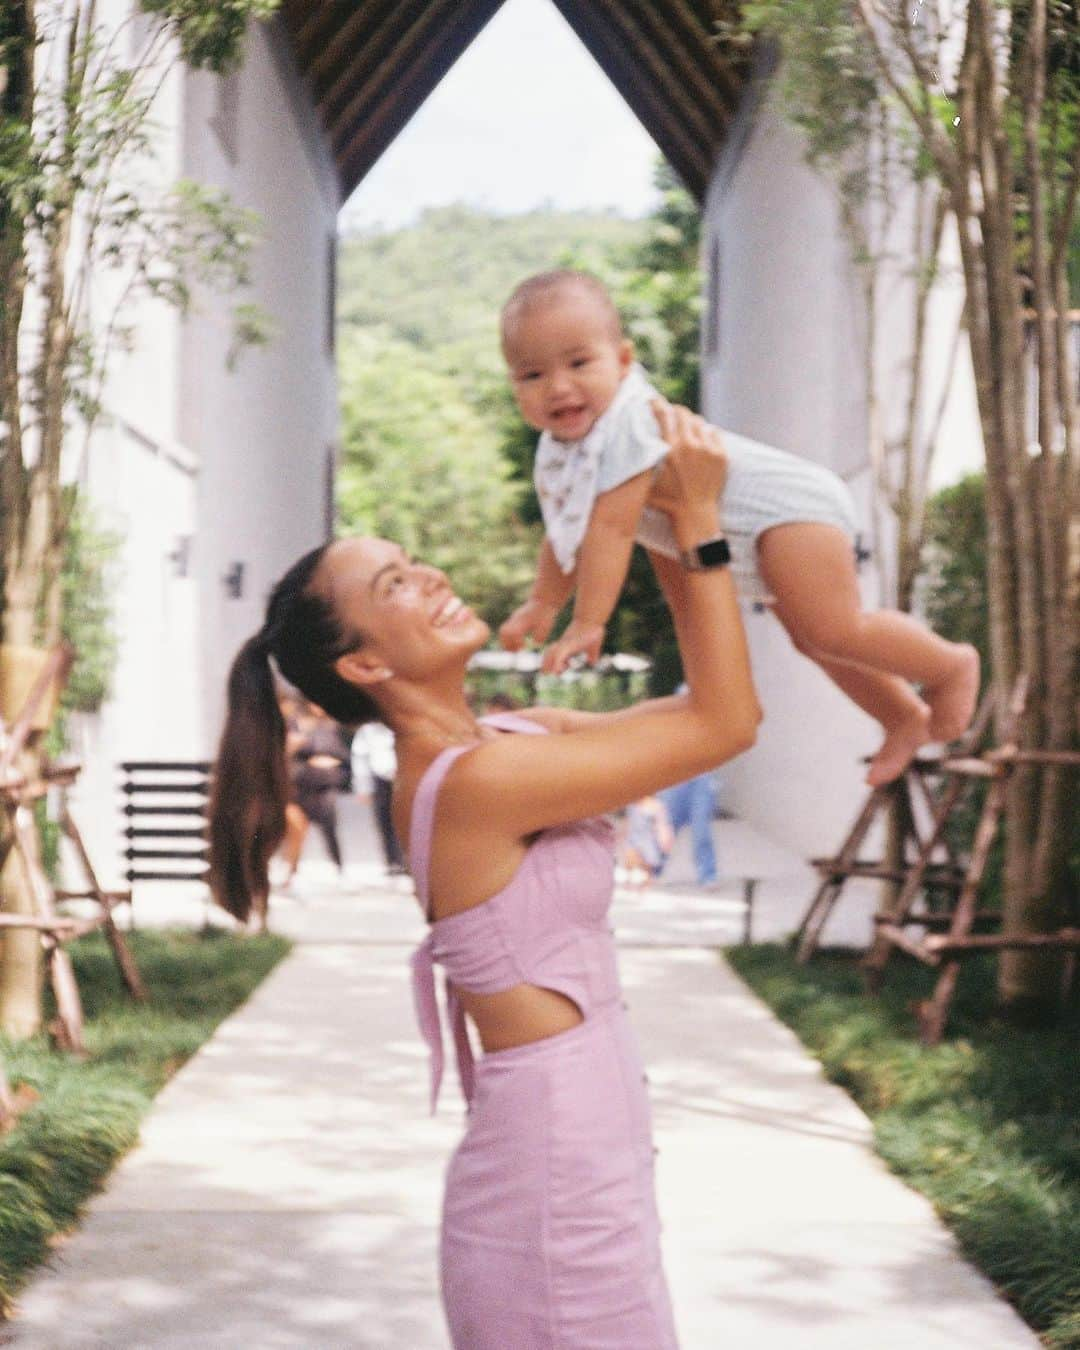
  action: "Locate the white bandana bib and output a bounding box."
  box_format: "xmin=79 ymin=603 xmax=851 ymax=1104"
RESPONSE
xmin=534 ymin=365 xmax=669 ymax=573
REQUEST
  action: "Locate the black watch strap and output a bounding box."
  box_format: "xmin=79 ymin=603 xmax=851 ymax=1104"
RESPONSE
xmin=679 ymin=536 xmax=731 ymax=571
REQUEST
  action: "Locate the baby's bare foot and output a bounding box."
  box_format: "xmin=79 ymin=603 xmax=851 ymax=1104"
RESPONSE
xmin=926 ymin=644 xmax=980 ymax=742
xmin=866 ymin=704 xmax=932 ymax=787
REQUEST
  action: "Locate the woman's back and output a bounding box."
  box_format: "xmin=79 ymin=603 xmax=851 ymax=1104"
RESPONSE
xmin=409 ymin=712 xmax=624 ymax=1108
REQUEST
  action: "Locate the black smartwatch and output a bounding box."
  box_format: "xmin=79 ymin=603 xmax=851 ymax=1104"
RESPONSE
xmin=679 ymin=536 xmax=731 ymax=571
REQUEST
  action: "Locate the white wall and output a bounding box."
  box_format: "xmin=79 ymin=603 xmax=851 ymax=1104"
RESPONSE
xmin=66 ymin=0 xmax=199 ymax=883
xmin=699 ymin=61 xmax=985 ymax=860
xmin=180 ymin=18 xmax=340 ymax=750
xmin=68 ymin=10 xmax=339 ymax=881
xmin=700 ymin=73 xmax=894 ymax=859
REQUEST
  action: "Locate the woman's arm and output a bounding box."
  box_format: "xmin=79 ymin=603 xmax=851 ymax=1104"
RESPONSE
xmin=447 ymin=408 xmax=761 ymax=840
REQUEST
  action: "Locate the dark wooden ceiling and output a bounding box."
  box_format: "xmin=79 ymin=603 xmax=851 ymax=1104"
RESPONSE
xmin=278 ymin=1 xmax=750 ymax=203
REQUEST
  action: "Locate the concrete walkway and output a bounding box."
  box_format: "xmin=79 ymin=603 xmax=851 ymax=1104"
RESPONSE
xmin=6 ymin=817 xmax=1037 ymax=1348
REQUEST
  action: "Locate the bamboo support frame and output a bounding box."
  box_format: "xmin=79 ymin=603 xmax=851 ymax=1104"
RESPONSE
xmin=795 ymin=677 xmax=1080 ymax=1043
xmin=1 ymin=645 xmax=145 ymax=1084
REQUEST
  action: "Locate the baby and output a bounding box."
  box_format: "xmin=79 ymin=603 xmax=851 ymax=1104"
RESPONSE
xmin=497 ymin=269 xmax=979 ymax=786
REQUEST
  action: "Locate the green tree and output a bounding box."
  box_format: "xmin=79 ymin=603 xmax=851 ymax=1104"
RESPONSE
xmin=746 ymin=1 xmax=1080 ymax=1017
xmin=921 ymin=475 xmax=990 ymax=679
xmin=336 ymin=333 xmax=535 ymax=625
xmin=333 ymin=179 xmax=706 ymax=690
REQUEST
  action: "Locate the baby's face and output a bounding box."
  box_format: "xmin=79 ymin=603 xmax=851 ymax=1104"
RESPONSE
xmin=504 ymin=292 xmax=633 ymax=442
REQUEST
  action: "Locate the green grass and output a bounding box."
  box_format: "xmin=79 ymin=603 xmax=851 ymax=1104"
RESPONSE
xmin=0 ymin=928 xmax=290 ymax=1314
xmin=725 ymin=943 xmax=1080 ymax=1348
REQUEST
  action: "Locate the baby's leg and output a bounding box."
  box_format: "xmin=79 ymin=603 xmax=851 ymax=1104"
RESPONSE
xmin=650 ymin=545 xmax=924 ymax=785
xmin=759 ymin=523 xmax=979 ymax=743
xmin=807 ymin=653 xmax=932 ymax=786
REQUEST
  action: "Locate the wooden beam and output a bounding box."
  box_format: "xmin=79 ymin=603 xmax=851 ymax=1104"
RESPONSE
xmin=925 ymin=929 xmax=1080 ymax=953
xmin=621 ymin=0 xmax=744 ymax=109
xmin=291 ymin=0 xmax=356 ymax=71
xmin=873 ymin=911 xmax=1002 ymax=928
xmin=327 ymin=0 xmax=474 ymax=151
xmin=589 ymin=0 xmax=730 ymax=145
xmin=873 ymin=924 xmax=942 ymax=966
xmin=939 ymin=756 xmax=1002 ymax=779
xmin=319 ymin=0 xmax=436 ymax=128
xmin=549 ymin=0 xmax=712 ymax=198
xmin=336 ymin=0 xmax=508 ymax=197
xmin=813 ymin=859 xmax=965 ymax=884
xmin=985 ymin=746 xmax=1080 ymax=767
xmin=306 ymin=0 xmax=400 ymax=94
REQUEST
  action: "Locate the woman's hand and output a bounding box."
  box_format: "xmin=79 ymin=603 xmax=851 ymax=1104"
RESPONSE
xmin=646 ymin=401 xmax=728 ymax=529
xmin=541 ymin=619 xmax=605 ymax=675
xmin=499 ymin=597 xmax=560 ymax=652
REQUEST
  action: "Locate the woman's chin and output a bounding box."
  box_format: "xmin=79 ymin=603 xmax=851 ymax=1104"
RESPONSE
xmin=466 ymin=616 xmax=491 ymax=650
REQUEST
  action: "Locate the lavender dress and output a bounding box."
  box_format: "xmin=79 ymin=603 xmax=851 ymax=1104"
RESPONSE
xmin=410 ymin=713 xmax=679 ymax=1349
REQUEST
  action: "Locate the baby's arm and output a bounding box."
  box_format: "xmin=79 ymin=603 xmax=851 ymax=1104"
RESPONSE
xmin=542 ymin=469 xmax=654 ymax=674
xmin=499 ymin=537 xmax=575 ymax=652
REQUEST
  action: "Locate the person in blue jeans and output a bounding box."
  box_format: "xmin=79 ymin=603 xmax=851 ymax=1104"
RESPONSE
xmin=658 ymin=684 xmax=719 ymax=886
xmin=658 ymin=772 xmax=718 ymax=886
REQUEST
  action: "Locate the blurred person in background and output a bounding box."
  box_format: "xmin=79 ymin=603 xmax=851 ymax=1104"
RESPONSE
xmin=657 ymin=684 xmax=720 ymax=887
xmin=353 ymin=720 xmax=406 ymax=875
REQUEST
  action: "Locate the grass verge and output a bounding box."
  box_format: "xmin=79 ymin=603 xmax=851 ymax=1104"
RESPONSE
xmin=0 ymin=928 xmax=290 ymax=1315
xmin=725 ymin=943 xmax=1080 ymax=1349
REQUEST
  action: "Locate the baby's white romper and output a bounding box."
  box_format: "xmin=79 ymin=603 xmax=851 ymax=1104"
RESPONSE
xmin=534 ymin=365 xmax=859 ymax=599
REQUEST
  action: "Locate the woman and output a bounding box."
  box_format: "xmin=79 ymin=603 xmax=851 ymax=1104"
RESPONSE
xmin=209 ymin=405 xmax=760 ymax=1348
xmin=286 ymin=699 xmax=351 ymax=873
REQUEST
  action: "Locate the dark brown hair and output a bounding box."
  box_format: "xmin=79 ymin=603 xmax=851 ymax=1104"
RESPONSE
xmin=208 ymin=543 xmax=380 ymax=923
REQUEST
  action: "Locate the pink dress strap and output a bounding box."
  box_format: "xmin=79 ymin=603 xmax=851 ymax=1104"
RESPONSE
xmin=478 ymin=711 xmax=550 ymax=737
xmin=408 ymin=715 xmax=549 ymax=1114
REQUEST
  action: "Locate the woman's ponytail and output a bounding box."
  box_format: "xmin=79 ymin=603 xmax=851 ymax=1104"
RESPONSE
xmin=208 ymin=543 xmax=381 ymax=923
xmin=208 ymin=633 xmax=288 ymax=923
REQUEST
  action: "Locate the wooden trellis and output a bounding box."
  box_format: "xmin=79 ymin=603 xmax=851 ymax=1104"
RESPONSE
xmin=0 ymin=646 xmax=144 ymax=1127
xmin=795 ymin=676 xmax=1080 ymax=1044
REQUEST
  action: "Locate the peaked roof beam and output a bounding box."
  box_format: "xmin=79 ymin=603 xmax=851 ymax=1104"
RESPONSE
xmin=279 ymin=0 xmax=751 ymax=204
xmin=320 ymin=0 xmax=444 ymax=133
xmin=619 ymin=0 xmax=742 ymax=113
xmin=549 ymin=0 xmax=714 ymax=197
xmin=285 ymin=0 xmax=354 ymax=71
xmin=305 ymin=0 xmax=401 ymax=94
xmin=580 ymin=0 xmax=729 ymax=143
xmin=336 ymin=0 xmax=509 ymax=198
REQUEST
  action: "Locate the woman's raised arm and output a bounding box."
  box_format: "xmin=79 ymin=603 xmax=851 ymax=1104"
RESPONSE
xmin=448 ymin=407 xmax=761 ymax=841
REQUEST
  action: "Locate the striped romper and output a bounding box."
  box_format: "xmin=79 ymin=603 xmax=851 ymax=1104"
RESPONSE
xmin=535 ymin=364 xmax=858 ymax=599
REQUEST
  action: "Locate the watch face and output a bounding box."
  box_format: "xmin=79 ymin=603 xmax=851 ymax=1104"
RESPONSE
xmin=697 ymin=538 xmax=731 ymax=568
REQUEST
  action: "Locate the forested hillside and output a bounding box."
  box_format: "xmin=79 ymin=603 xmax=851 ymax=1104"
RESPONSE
xmin=335 ymin=168 xmax=701 ymax=680
xmin=338 ymin=206 xmax=647 ymax=352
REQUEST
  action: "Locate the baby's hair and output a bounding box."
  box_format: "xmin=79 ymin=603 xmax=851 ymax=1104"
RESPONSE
xmin=501 ymin=269 xmax=624 ymax=353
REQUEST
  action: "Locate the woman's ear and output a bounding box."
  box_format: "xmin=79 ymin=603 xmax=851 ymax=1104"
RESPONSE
xmin=335 ymin=649 xmax=393 ymax=687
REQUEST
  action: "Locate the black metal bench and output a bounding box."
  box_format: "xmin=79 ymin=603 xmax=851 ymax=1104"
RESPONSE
xmin=118 ymin=762 xmax=212 ymax=901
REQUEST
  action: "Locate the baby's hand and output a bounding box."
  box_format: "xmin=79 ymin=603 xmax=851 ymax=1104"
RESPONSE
xmin=542 ymin=621 xmax=605 ymax=675
xmin=499 ymin=599 xmax=560 ymax=652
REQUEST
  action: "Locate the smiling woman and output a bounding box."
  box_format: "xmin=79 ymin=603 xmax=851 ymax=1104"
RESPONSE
xmin=207 ymin=405 xmax=761 ymax=1348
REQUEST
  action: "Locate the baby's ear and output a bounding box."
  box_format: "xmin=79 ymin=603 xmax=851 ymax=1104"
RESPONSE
xmin=618 ymin=339 xmax=635 ymax=372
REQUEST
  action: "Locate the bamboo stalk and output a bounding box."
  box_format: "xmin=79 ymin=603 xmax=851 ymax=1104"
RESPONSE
xmin=926 ymin=930 xmax=1080 ymax=953
xmin=875 ymin=923 xmax=941 ymax=966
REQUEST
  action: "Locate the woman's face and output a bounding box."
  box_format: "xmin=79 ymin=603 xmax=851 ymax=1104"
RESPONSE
xmin=320 ymin=537 xmax=489 ymax=686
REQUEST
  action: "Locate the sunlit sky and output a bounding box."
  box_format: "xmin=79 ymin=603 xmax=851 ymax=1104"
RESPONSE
xmin=338 ymin=0 xmax=661 ymax=231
